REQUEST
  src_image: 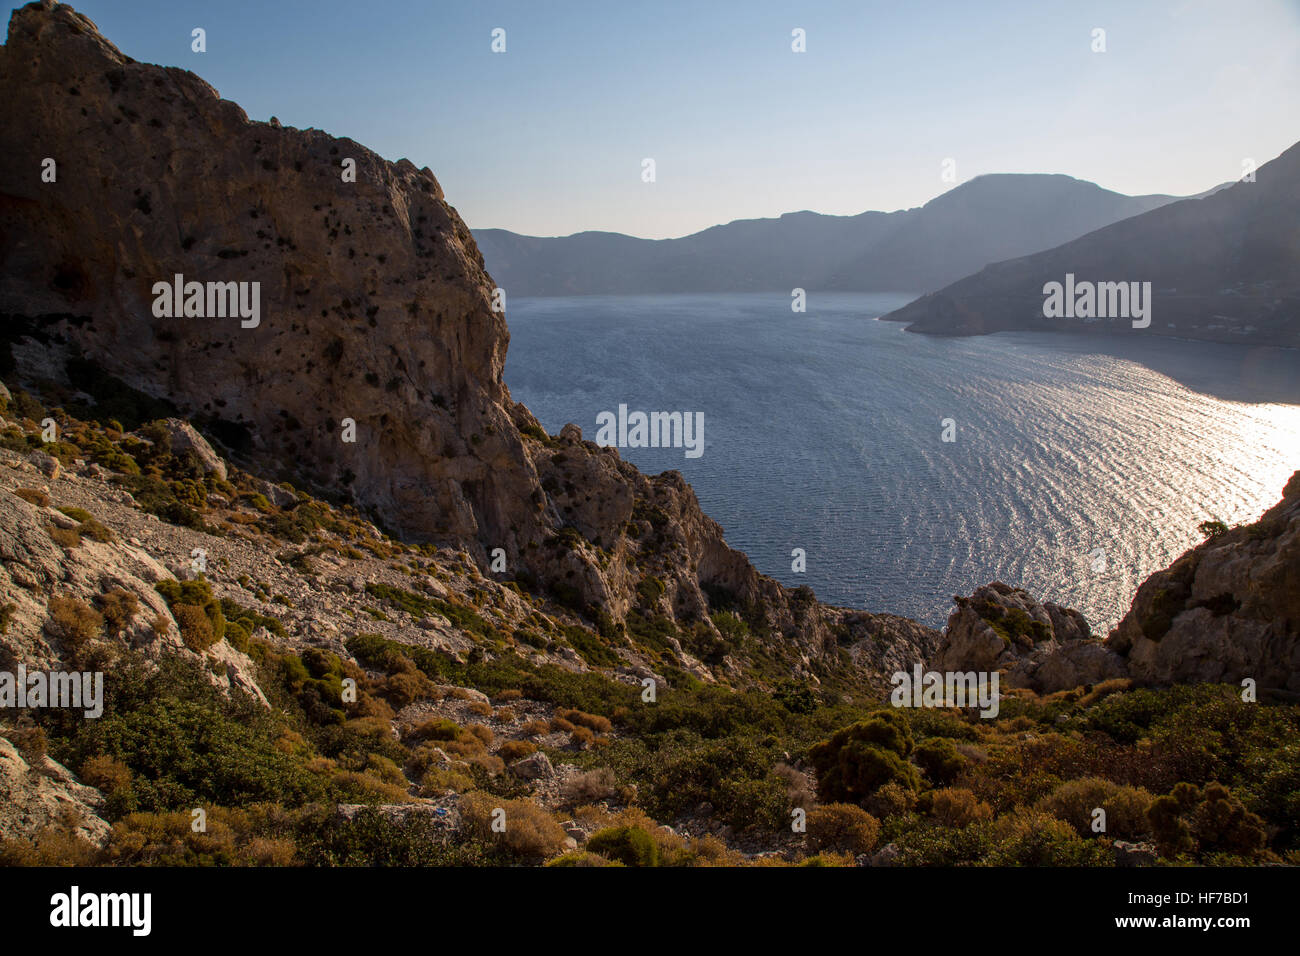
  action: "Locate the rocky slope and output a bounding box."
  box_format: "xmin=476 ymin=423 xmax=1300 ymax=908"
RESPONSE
xmin=0 ymin=733 xmax=110 ymax=846
xmin=0 ymin=377 xmax=939 ymax=680
xmin=0 ymin=391 xmax=932 ymax=852
xmin=0 ymin=0 xmax=867 ymax=657
xmin=881 ymin=141 xmax=1300 ymax=346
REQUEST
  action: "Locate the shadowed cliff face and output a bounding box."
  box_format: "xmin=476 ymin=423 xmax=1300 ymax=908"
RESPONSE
xmin=0 ymin=0 xmax=900 ymax=659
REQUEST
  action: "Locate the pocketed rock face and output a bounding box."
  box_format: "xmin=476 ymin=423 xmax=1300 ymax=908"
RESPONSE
xmin=0 ymin=0 xmax=515 ymax=547
xmin=933 ymin=582 xmax=1125 ymax=693
xmin=0 ymin=1 xmax=837 ymax=651
xmin=1107 ymin=471 xmax=1300 ymax=694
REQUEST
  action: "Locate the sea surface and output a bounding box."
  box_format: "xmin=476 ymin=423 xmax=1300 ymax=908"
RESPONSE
xmin=503 ymin=293 xmax=1300 ymax=631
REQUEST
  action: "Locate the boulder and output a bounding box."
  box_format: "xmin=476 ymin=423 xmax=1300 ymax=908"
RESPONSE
xmin=1113 ymin=840 xmax=1158 ymax=867
xmin=26 ymin=449 xmax=60 ymax=480
xmin=252 ymin=478 xmax=298 ymax=509
xmin=511 ymin=751 xmax=556 ymax=781
xmin=868 ymin=842 xmax=900 ymax=867
xmin=160 ymin=419 xmax=227 ymax=480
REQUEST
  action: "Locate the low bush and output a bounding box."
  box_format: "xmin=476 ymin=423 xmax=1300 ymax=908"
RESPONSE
xmin=587 ymin=825 xmax=659 ymax=867
xmin=1035 ymin=776 xmax=1152 ymax=840
xmin=806 ymin=803 xmax=880 ymax=855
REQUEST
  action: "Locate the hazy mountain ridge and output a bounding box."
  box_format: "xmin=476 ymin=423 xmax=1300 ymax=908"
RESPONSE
xmin=883 ymin=142 xmax=1300 ymax=345
xmin=474 ymin=175 xmax=1196 ymax=297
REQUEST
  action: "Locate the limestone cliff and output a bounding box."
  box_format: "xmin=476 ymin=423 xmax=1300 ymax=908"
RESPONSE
xmin=0 ymin=1 xmax=867 ymax=657
xmin=1108 ymin=470 xmax=1300 ymax=694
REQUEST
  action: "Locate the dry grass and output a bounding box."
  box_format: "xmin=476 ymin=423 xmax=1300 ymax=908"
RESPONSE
xmin=929 ymin=787 xmax=994 ymax=828
xmin=47 ymin=595 xmax=103 ymax=649
xmin=459 ymin=792 xmax=566 ymax=859
xmin=556 ymin=708 xmax=612 ymax=734
xmin=13 ymin=487 xmax=49 ymax=507
xmin=562 ymin=767 xmax=617 ymax=806
xmin=97 ymin=588 xmax=139 ymax=637
xmin=498 ymin=740 xmax=537 ymax=763
xmin=47 ymin=523 xmax=81 ymax=549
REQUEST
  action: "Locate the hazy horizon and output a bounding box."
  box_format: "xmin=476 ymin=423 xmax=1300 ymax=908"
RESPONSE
xmin=474 ymin=169 xmax=1232 ymax=241
xmin=50 ymin=0 xmax=1300 ymax=240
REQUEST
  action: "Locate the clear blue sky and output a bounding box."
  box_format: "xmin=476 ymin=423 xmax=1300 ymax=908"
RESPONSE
xmin=46 ymin=0 xmax=1300 ymax=239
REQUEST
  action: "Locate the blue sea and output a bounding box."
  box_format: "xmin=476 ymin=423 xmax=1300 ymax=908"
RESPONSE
xmin=504 ymin=293 xmax=1300 ymax=630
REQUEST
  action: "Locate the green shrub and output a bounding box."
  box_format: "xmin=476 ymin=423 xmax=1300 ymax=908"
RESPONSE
xmin=295 ymin=806 xmax=496 ymax=866
xmin=807 ymin=711 xmax=920 ymax=805
xmin=894 ymin=820 xmax=995 ymax=866
xmin=586 ymin=825 xmax=659 ymax=867
xmin=173 ymin=604 xmax=218 ymax=652
xmin=546 ymin=850 xmax=624 ymax=867
xmin=988 ymin=808 xmax=1110 ymax=866
xmin=224 ymin=619 xmax=251 ymax=653
xmin=75 ymin=695 xmax=323 ymax=812
xmin=1149 ymin=781 xmax=1266 ymax=860
xmin=561 ymin=626 xmax=619 ymax=668
xmin=914 ymin=737 xmax=966 ymax=786
xmin=156 ymin=579 xmax=225 ymax=650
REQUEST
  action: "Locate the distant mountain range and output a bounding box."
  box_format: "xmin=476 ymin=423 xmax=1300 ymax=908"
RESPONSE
xmin=884 ymin=140 xmax=1300 ymax=346
xmin=473 ymin=175 xmax=1209 ymax=297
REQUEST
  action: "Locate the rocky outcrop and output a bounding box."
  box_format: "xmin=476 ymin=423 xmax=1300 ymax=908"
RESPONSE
xmin=1108 ymin=471 xmax=1300 ymax=694
xmin=159 ymin=418 xmax=227 ymax=480
xmin=842 ymin=610 xmax=946 ymax=678
xmin=0 ymin=1 xmax=833 ymax=652
xmin=932 ymin=582 xmax=1125 ymax=693
xmin=934 ymin=472 xmax=1300 ymax=695
xmin=0 ymin=734 xmax=111 ymax=846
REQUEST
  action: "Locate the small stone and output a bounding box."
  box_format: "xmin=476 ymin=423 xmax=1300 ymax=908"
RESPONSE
xmin=27 ymin=450 xmax=60 ymax=480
